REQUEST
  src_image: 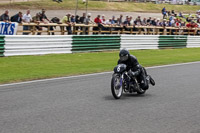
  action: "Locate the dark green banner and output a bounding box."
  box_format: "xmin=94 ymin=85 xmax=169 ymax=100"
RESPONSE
xmin=159 ymin=35 xmax=187 ymax=49
xmin=0 ymin=36 xmax=5 ymax=57
xmin=72 ymin=35 xmax=121 ymax=52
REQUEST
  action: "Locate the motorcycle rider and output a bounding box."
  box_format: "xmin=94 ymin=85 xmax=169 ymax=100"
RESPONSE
xmin=118 ymin=49 xmax=155 ymax=90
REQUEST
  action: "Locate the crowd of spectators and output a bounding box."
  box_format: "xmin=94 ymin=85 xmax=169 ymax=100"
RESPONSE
xmin=1 ymin=8 xmax=200 ymax=35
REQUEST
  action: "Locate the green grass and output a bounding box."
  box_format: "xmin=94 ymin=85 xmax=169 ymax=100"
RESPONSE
xmin=1 ymin=0 xmax=200 ymax=13
xmin=0 ymin=48 xmax=200 ymax=84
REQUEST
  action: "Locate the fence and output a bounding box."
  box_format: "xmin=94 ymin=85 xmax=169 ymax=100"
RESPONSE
xmin=17 ymin=23 xmax=200 ymax=36
xmin=0 ymin=35 xmax=200 ymax=57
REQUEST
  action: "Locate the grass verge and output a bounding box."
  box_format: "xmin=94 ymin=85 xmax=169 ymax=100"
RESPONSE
xmin=0 ymin=48 xmax=200 ymax=84
xmin=1 ymin=0 xmax=200 ymax=13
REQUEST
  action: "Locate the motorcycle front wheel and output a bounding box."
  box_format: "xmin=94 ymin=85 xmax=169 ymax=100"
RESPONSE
xmin=111 ymin=74 xmax=123 ymax=99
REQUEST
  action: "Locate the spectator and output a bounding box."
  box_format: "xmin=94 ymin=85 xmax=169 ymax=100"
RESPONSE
xmin=147 ymin=17 xmax=152 ymax=25
xmin=196 ymin=10 xmax=200 ymax=19
xmin=94 ymin=15 xmax=102 ymax=24
xmin=161 ymin=7 xmax=166 ymax=15
xmin=142 ymin=17 xmax=147 ymax=26
xmin=171 ymin=10 xmax=175 ymax=15
xmin=79 ymin=13 xmax=86 ymax=35
xmin=129 ymin=16 xmax=134 ymax=25
xmin=134 ymin=18 xmax=142 ymax=26
xmin=186 ymin=21 xmax=198 ymax=34
xmin=74 ymin=15 xmax=80 ymax=35
xmin=161 ymin=7 xmax=167 ymax=19
xmin=84 ymin=13 xmax=93 ymax=25
xmin=0 ymin=10 xmax=10 ymax=22
xmin=186 ymin=21 xmax=198 ymax=28
xmin=32 ymin=13 xmax=41 ymax=23
xmin=119 ymin=14 xmax=123 ymax=25
xmin=83 ymin=13 xmax=93 ymax=34
xmin=161 ymin=19 xmax=167 ymax=27
xmin=123 ymin=17 xmax=131 ymax=32
xmin=61 ymin=13 xmax=72 ymax=34
xmin=197 ymin=18 xmax=200 ymax=23
xmin=156 ymin=18 xmax=161 ymax=26
xmin=53 ymin=0 xmax=62 ymax=3
xmin=75 ymin=15 xmax=80 ymax=23
xmin=94 ymin=15 xmax=102 ymax=34
xmin=101 ymin=14 xmax=106 ymax=24
xmin=170 ymin=17 xmax=176 ymax=27
xmin=168 ymin=11 xmax=171 ymax=17
xmin=71 ymin=15 xmax=76 ymax=23
xmin=136 ymin=15 xmax=142 ymax=22
xmin=125 ymin=15 xmax=129 ymax=22
xmin=79 ymin=13 xmax=86 ymax=24
xmin=40 ymin=9 xmax=50 ymax=23
xmin=123 ymin=17 xmax=131 ymax=26
xmin=32 ymin=13 xmax=42 ymax=35
xmin=111 ymin=16 xmax=116 ymax=24
xmin=163 ymin=10 xmax=167 ymax=19
xmin=11 ymin=12 xmax=23 ymax=23
xmin=186 ymin=17 xmax=191 ymax=22
xmin=105 ymin=18 xmax=112 ymax=25
xmin=179 ymin=12 xmax=184 ymax=18
xmin=50 ymin=17 xmax=60 ymax=35
xmin=22 ymin=9 xmax=32 ymax=35
xmin=175 ymin=18 xmax=181 ymax=27
xmin=169 ymin=14 xmax=174 ymax=21
xmin=151 ymin=17 xmax=157 ymax=26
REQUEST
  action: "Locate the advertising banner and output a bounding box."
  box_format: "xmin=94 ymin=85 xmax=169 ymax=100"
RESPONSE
xmin=0 ymin=22 xmax=18 ymax=35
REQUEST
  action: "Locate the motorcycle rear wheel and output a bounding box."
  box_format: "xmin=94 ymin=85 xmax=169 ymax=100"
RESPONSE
xmin=137 ymin=87 xmax=146 ymax=95
xmin=111 ymin=74 xmax=123 ymax=99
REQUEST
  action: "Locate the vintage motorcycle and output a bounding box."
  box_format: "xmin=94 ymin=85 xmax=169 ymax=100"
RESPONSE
xmin=111 ymin=64 xmax=152 ymax=99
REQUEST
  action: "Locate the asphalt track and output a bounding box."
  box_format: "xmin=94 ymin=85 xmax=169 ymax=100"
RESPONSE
xmin=0 ymin=62 xmax=200 ymax=133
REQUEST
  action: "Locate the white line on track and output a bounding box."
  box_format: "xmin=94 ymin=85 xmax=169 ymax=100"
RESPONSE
xmin=0 ymin=61 xmax=200 ymax=87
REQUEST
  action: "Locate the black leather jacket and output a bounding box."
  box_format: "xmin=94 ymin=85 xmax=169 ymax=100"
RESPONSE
xmin=118 ymin=55 xmax=141 ymax=76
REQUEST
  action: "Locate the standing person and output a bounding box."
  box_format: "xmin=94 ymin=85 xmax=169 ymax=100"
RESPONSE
xmin=94 ymin=15 xmax=102 ymax=24
xmin=142 ymin=17 xmax=147 ymax=26
xmin=11 ymin=12 xmax=23 ymax=23
xmin=32 ymin=13 xmax=42 ymax=35
xmin=123 ymin=17 xmax=131 ymax=32
xmin=161 ymin=7 xmax=167 ymax=19
xmin=147 ymin=17 xmax=152 ymax=25
xmin=94 ymin=15 xmax=102 ymax=34
xmin=79 ymin=13 xmax=86 ymax=24
xmin=22 ymin=9 xmax=32 ymax=35
xmin=161 ymin=7 xmax=166 ymax=15
xmin=61 ymin=13 xmax=72 ymax=35
xmin=0 ymin=10 xmax=10 ymax=22
xmin=119 ymin=14 xmax=123 ymax=25
xmin=83 ymin=13 xmax=93 ymax=34
xmin=101 ymin=14 xmax=106 ymax=24
xmin=79 ymin=13 xmax=86 ymax=35
xmin=111 ymin=16 xmax=117 ymax=24
xmin=40 ymin=9 xmax=50 ymax=23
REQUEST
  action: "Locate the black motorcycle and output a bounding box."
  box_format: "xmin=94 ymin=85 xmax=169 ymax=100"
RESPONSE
xmin=111 ymin=64 xmax=152 ymax=99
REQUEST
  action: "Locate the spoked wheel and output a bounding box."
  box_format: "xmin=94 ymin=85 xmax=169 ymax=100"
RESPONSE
xmin=111 ymin=74 xmax=123 ymax=99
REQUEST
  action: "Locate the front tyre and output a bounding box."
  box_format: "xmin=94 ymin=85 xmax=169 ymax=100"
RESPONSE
xmin=111 ymin=74 xmax=123 ymax=99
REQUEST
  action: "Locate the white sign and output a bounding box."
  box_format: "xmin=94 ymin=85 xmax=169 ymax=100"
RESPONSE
xmin=0 ymin=22 xmax=18 ymax=35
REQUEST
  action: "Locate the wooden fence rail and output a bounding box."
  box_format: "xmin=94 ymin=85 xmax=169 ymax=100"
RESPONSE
xmin=17 ymin=23 xmax=200 ymax=35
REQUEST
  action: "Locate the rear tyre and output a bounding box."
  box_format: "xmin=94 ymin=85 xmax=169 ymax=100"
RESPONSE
xmin=111 ymin=74 xmax=123 ymax=99
xmin=135 ymin=78 xmax=146 ymax=95
xmin=137 ymin=87 xmax=146 ymax=95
